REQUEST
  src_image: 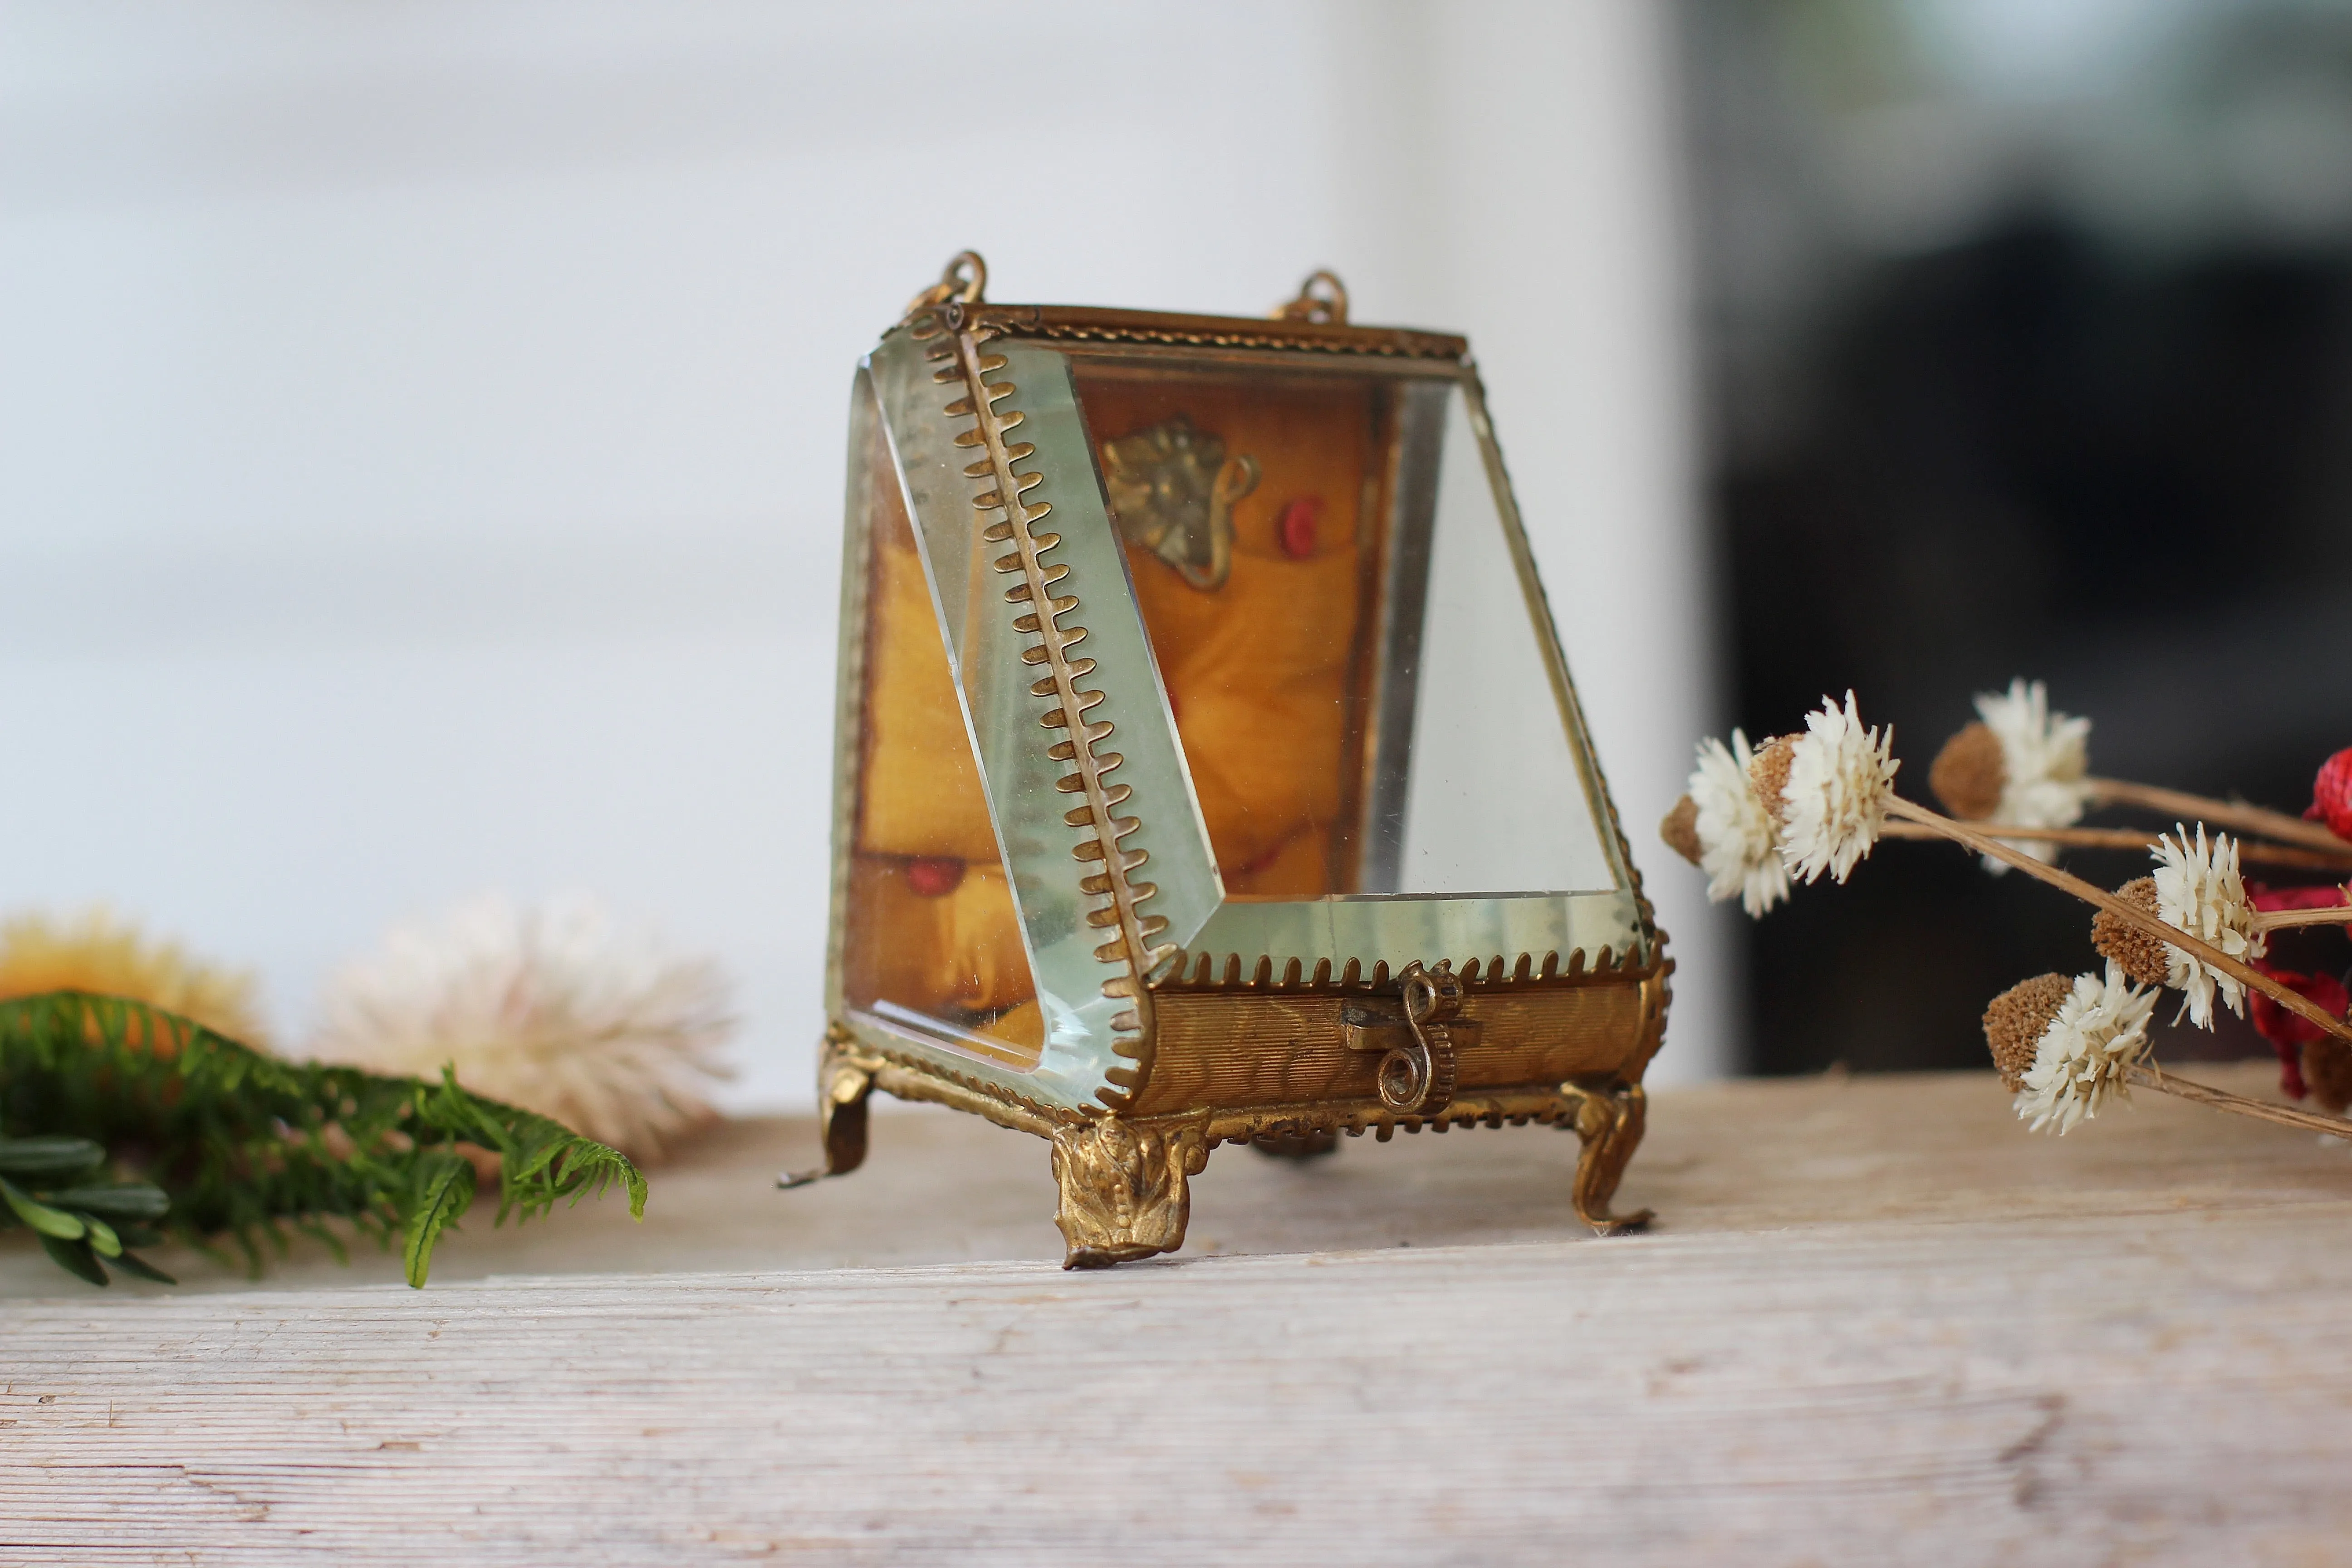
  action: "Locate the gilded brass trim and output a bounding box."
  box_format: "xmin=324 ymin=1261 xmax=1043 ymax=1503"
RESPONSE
xmin=870 ymin=1058 xmax=1063 ymax=1142
xmin=1154 ymin=944 xmax=1660 ymax=992
xmin=837 ymin=1014 xmax=1075 ymax=1134
xmin=1137 ymin=970 xmax=1654 ymax=1119
xmin=969 ymin=304 xmax=1466 ymax=363
xmin=916 ymin=301 xmax=1177 ymax=1113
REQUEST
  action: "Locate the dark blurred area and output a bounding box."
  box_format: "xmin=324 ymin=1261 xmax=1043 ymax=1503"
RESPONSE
xmin=1680 ymin=0 xmax=2352 ymax=1074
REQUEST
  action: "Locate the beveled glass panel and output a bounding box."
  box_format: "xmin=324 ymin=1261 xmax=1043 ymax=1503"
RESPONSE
xmin=840 ymin=388 xmax=1042 ymax=1066
xmin=1389 ymin=387 xmax=1617 ymax=895
xmin=867 ymin=333 xmax=1221 ymax=1084
xmin=1072 ymin=361 xmax=1616 ymax=903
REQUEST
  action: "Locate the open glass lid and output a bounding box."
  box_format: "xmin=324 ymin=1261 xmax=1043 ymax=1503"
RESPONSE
xmin=834 ymin=263 xmax=1647 ymax=1085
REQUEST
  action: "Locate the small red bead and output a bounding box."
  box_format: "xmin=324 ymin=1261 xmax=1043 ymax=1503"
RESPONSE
xmin=1277 ymin=496 xmax=1322 ymax=559
xmin=2309 ymin=746 xmax=2352 ymax=839
xmin=905 ymin=856 xmax=965 ymax=898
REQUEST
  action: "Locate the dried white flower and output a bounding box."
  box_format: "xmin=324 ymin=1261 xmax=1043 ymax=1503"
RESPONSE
xmin=1973 ymin=678 xmax=2093 ymax=872
xmin=2151 ymin=824 xmax=2265 ymax=1029
xmin=1778 ymin=692 xmax=1899 ymax=885
xmin=1688 ymin=729 xmax=1790 ymax=918
xmin=307 ymin=894 xmax=735 ymax=1163
xmin=2017 ymin=961 xmax=2157 ymax=1134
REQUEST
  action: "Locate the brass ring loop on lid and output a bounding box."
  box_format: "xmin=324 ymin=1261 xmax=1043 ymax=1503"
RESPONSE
xmin=941 ymin=250 xmax=986 ymax=303
xmin=901 ymin=249 xmax=989 ymax=319
xmin=1273 ymin=269 xmax=1348 ymax=325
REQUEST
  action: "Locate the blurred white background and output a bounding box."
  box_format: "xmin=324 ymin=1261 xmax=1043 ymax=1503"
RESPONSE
xmin=0 ymin=0 xmax=1731 ymax=1108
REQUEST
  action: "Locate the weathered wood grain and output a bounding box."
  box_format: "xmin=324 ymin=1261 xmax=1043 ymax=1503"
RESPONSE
xmin=5 ymin=1066 xmax=2351 ymax=1564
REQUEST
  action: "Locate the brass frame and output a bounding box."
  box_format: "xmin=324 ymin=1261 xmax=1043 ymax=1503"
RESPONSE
xmin=818 ymin=257 xmax=1671 ymax=1267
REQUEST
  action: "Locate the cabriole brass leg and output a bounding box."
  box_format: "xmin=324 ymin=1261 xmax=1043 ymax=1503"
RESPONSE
xmin=1558 ymin=1080 xmax=1653 ymax=1235
xmin=818 ymin=1027 xmax=874 ymax=1177
xmin=1049 ymin=1117 xmax=1210 ymax=1269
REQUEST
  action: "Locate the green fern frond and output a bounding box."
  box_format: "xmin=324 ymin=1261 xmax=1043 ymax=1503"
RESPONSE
xmin=0 ymin=990 xmax=647 ymax=1289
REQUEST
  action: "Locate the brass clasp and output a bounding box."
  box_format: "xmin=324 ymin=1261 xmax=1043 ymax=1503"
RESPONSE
xmin=1340 ymin=960 xmax=1471 ymax=1115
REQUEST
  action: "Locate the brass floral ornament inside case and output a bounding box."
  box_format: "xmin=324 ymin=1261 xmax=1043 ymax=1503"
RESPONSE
xmin=811 ymin=250 xmax=1671 ymax=1267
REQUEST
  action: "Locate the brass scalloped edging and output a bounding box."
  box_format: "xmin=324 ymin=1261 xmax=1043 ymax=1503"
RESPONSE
xmin=1187 ymin=1083 xmax=1621 ymax=1148
xmin=973 ymin=308 xmax=1466 ymax=362
xmin=838 ymin=1019 xmax=1075 ymax=1132
xmin=1151 ymin=945 xmax=1661 ymax=995
xmin=915 ymin=307 xmax=1173 ymax=1115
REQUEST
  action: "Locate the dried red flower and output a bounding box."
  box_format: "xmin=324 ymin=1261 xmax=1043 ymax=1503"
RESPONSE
xmin=2249 ymin=960 xmax=2350 ymax=1101
xmin=2306 ymin=746 xmax=2352 ymax=840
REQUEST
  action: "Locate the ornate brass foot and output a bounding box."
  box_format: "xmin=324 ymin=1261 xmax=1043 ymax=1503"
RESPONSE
xmin=818 ymin=1025 xmax=876 ymax=1177
xmin=1558 ymin=1080 xmax=1653 ymax=1235
xmin=1050 ymin=1117 xmax=1210 ymax=1268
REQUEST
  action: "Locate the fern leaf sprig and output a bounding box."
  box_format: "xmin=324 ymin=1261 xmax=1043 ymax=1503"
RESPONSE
xmin=0 ymin=1132 xmax=174 ymax=1285
xmin=0 ymin=991 xmax=646 ymax=1289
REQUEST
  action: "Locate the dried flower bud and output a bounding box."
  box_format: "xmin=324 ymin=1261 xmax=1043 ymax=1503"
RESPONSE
xmin=1930 ymin=721 xmax=2008 ymax=821
xmin=2091 ymin=877 xmax=2170 ymax=987
xmin=1747 ymin=735 xmax=1796 ymax=829
xmin=2302 ymin=1037 xmax=2352 ymax=1116
xmin=1660 ymin=795 xmax=1703 ymax=867
xmin=1983 ymin=973 xmax=2072 ymax=1092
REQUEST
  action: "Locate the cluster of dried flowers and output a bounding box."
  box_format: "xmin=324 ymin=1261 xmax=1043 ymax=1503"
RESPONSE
xmin=0 ymin=897 xmax=735 ymax=1166
xmin=307 ymin=896 xmax=735 ymax=1165
xmin=1661 ymin=682 xmax=2352 ymax=1141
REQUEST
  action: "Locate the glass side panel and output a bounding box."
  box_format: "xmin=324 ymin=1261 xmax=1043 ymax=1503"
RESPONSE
xmin=1072 ymin=362 xmax=1615 ymax=900
xmin=840 ymin=402 xmax=1042 ymax=1066
xmin=1392 ymin=389 xmax=1617 ymax=895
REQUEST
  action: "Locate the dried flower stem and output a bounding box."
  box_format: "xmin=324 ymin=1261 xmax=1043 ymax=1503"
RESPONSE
xmin=1881 ymin=819 xmax=2352 ymax=871
xmin=2249 ymin=902 xmax=2352 ymax=935
xmin=2127 ymin=1062 xmax=2352 ymax=1137
xmin=2089 ymin=777 xmax=2351 ymax=856
xmin=1883 ymin=797 xmax=2352 ymax=1050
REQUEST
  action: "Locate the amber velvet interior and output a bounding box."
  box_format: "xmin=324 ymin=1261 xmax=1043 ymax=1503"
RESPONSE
xmin=842 ymin=413 xmax=1041 ymax=1064
xmin=1078 ymin=365 xmax=1393 ymax=898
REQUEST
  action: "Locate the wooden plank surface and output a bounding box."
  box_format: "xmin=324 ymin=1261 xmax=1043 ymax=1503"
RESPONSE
xmin=6 ymin=1064 xmax=2352 ymax=1563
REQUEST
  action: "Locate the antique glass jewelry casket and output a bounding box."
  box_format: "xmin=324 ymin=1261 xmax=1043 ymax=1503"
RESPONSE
xmin=818 ymin=253 xmax=1671 ymax=1267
